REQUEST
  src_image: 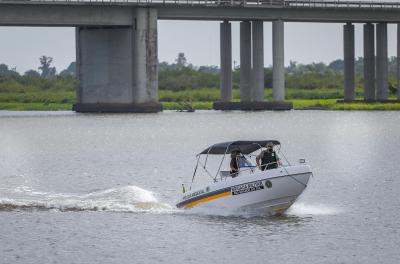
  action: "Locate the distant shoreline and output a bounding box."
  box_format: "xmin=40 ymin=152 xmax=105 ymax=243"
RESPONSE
xmin=1 ymin=88 xmax=400 ymax=111
xmin=1 ymin=99 xmax=400 ymax=111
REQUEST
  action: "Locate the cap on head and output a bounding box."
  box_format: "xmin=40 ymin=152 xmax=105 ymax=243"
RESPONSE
xmin=231 ymin=149 xmax=240 ymax=158
xmin=266 ymin=142 xmax=274 ymax=148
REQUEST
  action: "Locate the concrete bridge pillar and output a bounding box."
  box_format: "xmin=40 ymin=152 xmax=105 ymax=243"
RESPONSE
xmin=343 ymin=22 xmax=355 ymax=101
xmin=214 ymin=20 xmax=292 ymax=111
xmin=73 ymin=8 xmax=161 ymax=113
xmin=376 ymin=22 xmax=388 ymax=100
xmin=272 ymin=20 xmax=285 ymax=101
xmin=363 ymin=23 xmax=375 ymax=101
xmin=252 ymin=20 xmax=264 ymax=102
xmin=240 ymin=21 xmax=252 ymax=102
xmin=220 ymin=20 xmax=232 ymax=102
xmin=133 ymin=8 xmax=159 ymax=106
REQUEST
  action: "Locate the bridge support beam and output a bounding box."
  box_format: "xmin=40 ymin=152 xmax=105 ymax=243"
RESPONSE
xmin=273 ymin=20 xmax=285 ymax=101
xmin=252 ymin=20 xmax=264 ymax=102
xmin=363 ymin=23 xmax=375 ymax=101
xmin=220 ymin=20 xmax=232 ymax=102
xmin=73 ymin=8 xmax=162 ymax=113
xmin=240 ymin=21 xmax=252 ymax=102
xmin=376 ymin=22 xmax=388 ymax=100
xmin=343 ymin=22 xmax=355 ymax=101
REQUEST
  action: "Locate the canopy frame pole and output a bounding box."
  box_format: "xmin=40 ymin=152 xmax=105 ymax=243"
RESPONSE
xmin=204 ymin=147 xmax=212 ymax=169
xmin=198 ymin=159 xmax=215 ymax=181
xmin=214 ymin=143 xmax=232 ymax=182
xmin=189 ymin=155 xmax=201 ymax=191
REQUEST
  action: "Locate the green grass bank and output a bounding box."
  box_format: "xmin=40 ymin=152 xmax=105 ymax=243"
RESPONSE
xmin=0 ymin=88 xmax=399 ymax=111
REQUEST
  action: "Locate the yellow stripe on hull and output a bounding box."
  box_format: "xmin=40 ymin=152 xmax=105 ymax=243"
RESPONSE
xmin=183 ymin=191 xmax=231 ymax=208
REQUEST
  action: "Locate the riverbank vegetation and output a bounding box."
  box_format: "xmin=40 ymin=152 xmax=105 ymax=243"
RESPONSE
xmin=0 ymin=54 xmax=399 ymax=111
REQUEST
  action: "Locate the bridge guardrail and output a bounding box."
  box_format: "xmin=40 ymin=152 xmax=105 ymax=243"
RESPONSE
xmin=2 ymin=0 xmax=400 ymax=9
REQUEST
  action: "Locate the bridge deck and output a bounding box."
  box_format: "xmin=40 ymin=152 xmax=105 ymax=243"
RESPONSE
xmin=1 ymin=0 xmax=400 ymax=25
xmin=1 ymin=0 xmax=400 ymax=9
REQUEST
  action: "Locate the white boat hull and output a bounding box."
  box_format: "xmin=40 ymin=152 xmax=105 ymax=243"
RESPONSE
xmin=176 ymin=165 xmax=311 ymax=215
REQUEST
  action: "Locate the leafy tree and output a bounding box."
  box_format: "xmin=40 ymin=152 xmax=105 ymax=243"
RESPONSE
xmin=24 ymin=69 xmax=41 ymax=77
xmin=0 ymin=64 xmax=8 ymax=75
xmin=59 ymin=62 xmax=76 ymax=77
xmin=328 ymin=59 xmax=344 ymax=72
xmin=264 ymin=68 xmax=273 ymax=88
xmin=287 ymin=60 xmax=297 ymax=72
xmin=38 ymin=56 xmax=56 ymax=78
xmin=389 ymin=81 xmax=397 ymax=95
xmin=0 ymin=63 xmax=20 ymax=78
xmin=198 ymin=66 xmax=219 ymax=74
xmin=158 ymin=59 xmax=219 ymax=91
xmin=175 ymin=53 xmax=187 ymax=68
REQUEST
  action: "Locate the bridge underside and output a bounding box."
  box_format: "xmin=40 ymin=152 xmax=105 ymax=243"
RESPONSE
xmin=2 ymin=4 xmax=400 ymax=25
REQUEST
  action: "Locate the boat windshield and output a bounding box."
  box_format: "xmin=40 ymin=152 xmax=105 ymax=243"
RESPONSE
xmin=237 ymin=155 xmax=253 ymax=168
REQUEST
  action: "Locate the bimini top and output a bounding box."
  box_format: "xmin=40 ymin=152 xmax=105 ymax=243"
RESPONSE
xmin=199 ymin=140 xmax=280 ymax=155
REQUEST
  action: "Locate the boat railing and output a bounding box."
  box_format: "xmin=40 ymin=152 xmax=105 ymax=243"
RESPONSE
xmin=191 ymin=142 xmax=284 ymax=188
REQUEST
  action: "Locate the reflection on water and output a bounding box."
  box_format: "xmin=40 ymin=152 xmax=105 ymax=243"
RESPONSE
xmin=0 ymin=110 xmax=399 ymax=264
xmin=194 ymin=213 xmax=309 ymax=228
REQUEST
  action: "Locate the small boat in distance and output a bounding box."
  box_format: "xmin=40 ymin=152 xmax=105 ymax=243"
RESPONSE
xmin=176 ymin=140 xmax=312 ymax=215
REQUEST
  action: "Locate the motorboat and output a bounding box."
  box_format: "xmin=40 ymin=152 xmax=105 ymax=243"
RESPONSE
xmin=176 ymin=140 xmax=312 ymax=215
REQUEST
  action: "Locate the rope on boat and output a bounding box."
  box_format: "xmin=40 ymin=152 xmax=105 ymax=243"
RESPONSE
xmin=276 ymin=145 xmax=307 ymax=187
xmin=279 ymin=149 xmax=291 ymax=166
xmin=281 ymin=165 xmax=308 ymax=188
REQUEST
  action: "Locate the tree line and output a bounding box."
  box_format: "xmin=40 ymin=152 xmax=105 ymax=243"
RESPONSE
xmin=0 ymin=53 xmax=398 ymax=94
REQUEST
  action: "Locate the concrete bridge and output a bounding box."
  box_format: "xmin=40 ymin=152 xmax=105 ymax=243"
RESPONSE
xmin=1 ymin=0 xmax=400 ymax=112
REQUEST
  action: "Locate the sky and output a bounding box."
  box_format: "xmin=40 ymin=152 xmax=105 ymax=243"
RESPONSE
xmin=0 ymin=21 xmax=398 ymax=73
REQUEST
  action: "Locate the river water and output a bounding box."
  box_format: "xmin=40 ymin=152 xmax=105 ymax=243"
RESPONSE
xmin=0 ymin=110 xmax=399 ymax=264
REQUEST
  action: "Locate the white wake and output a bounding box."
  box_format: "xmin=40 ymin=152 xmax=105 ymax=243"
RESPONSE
xmin=287 ymin=202 xmax=341 ymax=216
xmin=0 ymin=185 xmax=173 ymax=213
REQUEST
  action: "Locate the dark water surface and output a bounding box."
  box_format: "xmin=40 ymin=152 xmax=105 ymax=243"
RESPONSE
xmin=0 ymin=110 xmax=399 ymax=264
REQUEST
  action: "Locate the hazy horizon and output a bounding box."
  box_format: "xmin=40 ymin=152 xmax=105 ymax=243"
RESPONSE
xmin=0 ymin=21 xmax=398 ymax=73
